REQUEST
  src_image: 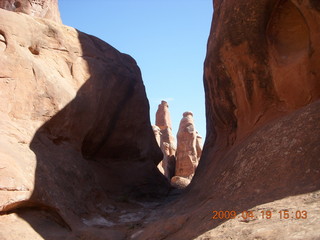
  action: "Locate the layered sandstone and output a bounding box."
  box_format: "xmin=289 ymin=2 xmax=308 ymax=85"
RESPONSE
xmin=0 ymin=0 xmax=61 ymax=23
xmin=0 ymin=7 xmax=169 ymax=235
xmin=175 ymin=111 xmax=202 ymax=179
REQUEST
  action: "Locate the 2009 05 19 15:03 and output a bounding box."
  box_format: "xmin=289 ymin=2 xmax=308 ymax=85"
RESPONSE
xmin=212 ymin=210 xmax=308 ymax=220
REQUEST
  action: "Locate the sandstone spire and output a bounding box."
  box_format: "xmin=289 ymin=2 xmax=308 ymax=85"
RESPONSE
xmin=154 ymin=101 xmax=176 ymax=179
xmin=175 ymin=111 xmax=202 ymax=179
xmin=156 ymin=100 xmax=172 ymax=130
xmin=0 ymin=0 xmax=62 ymax=23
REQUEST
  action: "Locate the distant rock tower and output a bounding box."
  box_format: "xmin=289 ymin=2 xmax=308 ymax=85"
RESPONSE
xmin=175 ymin=111 xmax=202 ymax=179
xmin=153 ymin=102 xmax=203 ymax=187
xmin=0 ymin=0 xmax=62 ymax=23
xmin=155 ymin=101 xmax=176 ymax=180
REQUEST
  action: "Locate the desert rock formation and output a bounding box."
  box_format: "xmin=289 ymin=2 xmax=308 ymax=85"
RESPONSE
xmin=152 ymin=125 xmax=165 ymax=175
xmin=0 ymin=0 xmax=320 ymax=239
xmin=171 ymin=176 xmax=191 ymax=189
xmin=153 ymin=102 xmax=203 ymax=183
xmin=175 ymin=111 xmax=202 ymax=179
xmin=135 ymin=0 xmax=320 ymax=239
xmin=0 ymin=5 xmax=169 ymax=236
xmin=156 ymin=100 xmax=172 ymax=130
xmin=0 ymin=0 xmax=61 ymax=23
xmin=152 ymin=125 xmax=161 ymax=146
xmin=205 ymin=0 xmax=320 ymax=147
xmin=154 ymin=101 xmax=176 ymax=180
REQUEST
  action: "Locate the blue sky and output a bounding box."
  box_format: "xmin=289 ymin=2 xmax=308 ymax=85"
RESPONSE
xmin=59 ymin=0 xmax=213 ymax=139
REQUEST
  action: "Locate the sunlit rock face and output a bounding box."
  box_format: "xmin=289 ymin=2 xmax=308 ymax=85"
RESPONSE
xmin=204 ymin=0 xmax=320 ymax=148
xmin=155 ymin=101 xmax=177 ymax=180
xmin=137 ymin=1 xmax=320 ymax=239
xmin=0 ymin=6 xmax=169 ymax=234
xmin=175 ymin=111 xmax=202 ymax=180
xmin=0 ymin=0 xmax=61 ymax=23
xmin=153 ymin=102 xmax=203 ymax=184
xmin=0 ymin=0 xmax=320 ymax=239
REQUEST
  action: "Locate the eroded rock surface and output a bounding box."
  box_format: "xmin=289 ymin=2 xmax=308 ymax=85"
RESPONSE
xmin=175 ymin=111 xmax=202 ymax=179
xmin=204 ymin=0 xmax=320 ymax=147
xmin=156 ymin=100 xmax=172 ymax=131
xmin=0 ymin=0 xmax=61 ymax=23
xmin=155 ymin=101 xmax=176 ymax=180
xmin=136 ymin=0 xmax=320 ymax=239
xmin=1 ymin=0 xmax=320 ymax=239
xmin=0 ymin=7 xmax=169 ymax=236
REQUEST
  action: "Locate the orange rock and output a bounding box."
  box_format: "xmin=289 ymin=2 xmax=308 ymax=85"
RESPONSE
xmin=171 ymin=176 xmax=191 ymax=189
xmin=154 ymin=101 xmax=176 ymax=180
xmin=152 ymin=125 xmax=161 ymax=146
xmin=204 ymin=0 xmax=320 ymax=147
xmin=0 ymin=8 xmax=169 ymax=228
xmin=175 ymin=111 xmax=202 ymax=179
xmin=0 ymin=0 xmax=61 ymax=23
xmin=140 ymin=2 xmax=320 ymax=237
xmin=155 ymin=100 xmax=172 ymax=131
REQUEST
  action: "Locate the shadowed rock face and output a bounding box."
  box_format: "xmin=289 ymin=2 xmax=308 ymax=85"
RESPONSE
xmin=0 ymin=0 xmax=61 ymax=23
xmin=0 ymin=0 xmax=320 ymax=239
xmin=204 ymin=0 xmax=320 ymax=148
xmin=0 ymin=6 xmax=169 ymax=233
xmin=136 ymin=0 xmax=320 ymax=239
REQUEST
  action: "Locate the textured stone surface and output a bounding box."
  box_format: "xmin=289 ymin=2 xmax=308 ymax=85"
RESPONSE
xmin=194 ymin=191 xmax=320 ymax=240
xmin=135 ymin=0 xmax=320 ymax=239
xmin=175 ymin=111 xmax=202 ymax=179
xmin=152 ymin=125 xmax=165 ymax=175
xmin=204 ymin=0 xmax=320 ymax=148
xmin=1 ymin=0 xmax=320 ymax=239
xmin=152 ymin=125 xmax=161 ymax=146
xmin=137 ymin=99 xmax=320 ymax=240
xmin=155 ymin=100 xmax=172 ymax=131
xmin=155 ymin=101 xmax=176 ymax=179
xmin=0 ymin=0 xmax=61 ymax=23
xmin=0 ymin=8 xmax=169 ymax=235
xmin=171 ymin=176 xmax=190 ymax=189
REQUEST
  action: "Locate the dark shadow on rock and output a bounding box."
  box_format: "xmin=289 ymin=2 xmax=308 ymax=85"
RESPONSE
xmin=135 ymin=99 xmax=320 ymax=239
xmin=14 ymin=29 xmax=170 ymax=237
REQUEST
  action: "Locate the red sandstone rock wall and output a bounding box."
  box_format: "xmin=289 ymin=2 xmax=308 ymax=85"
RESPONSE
xmin=0 ymin=8 xmax=169 ymax=229
xmin=0 ymin=0 xmax=319 ymax=239
xmin=0 ymin=0 xmax=61 ymax=23
xmin=137 ymin=1 xmax=320 ymax=239
xmin=204 ymin=0 xmax=320 ymax=148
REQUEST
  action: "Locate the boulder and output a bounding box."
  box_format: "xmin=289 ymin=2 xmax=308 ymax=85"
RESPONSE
xmin=171 ymin=176 xmax=191 ymax=189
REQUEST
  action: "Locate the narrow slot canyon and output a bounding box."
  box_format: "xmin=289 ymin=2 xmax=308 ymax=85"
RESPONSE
xmin=0 ymin=0 xmax=319 ymax=240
